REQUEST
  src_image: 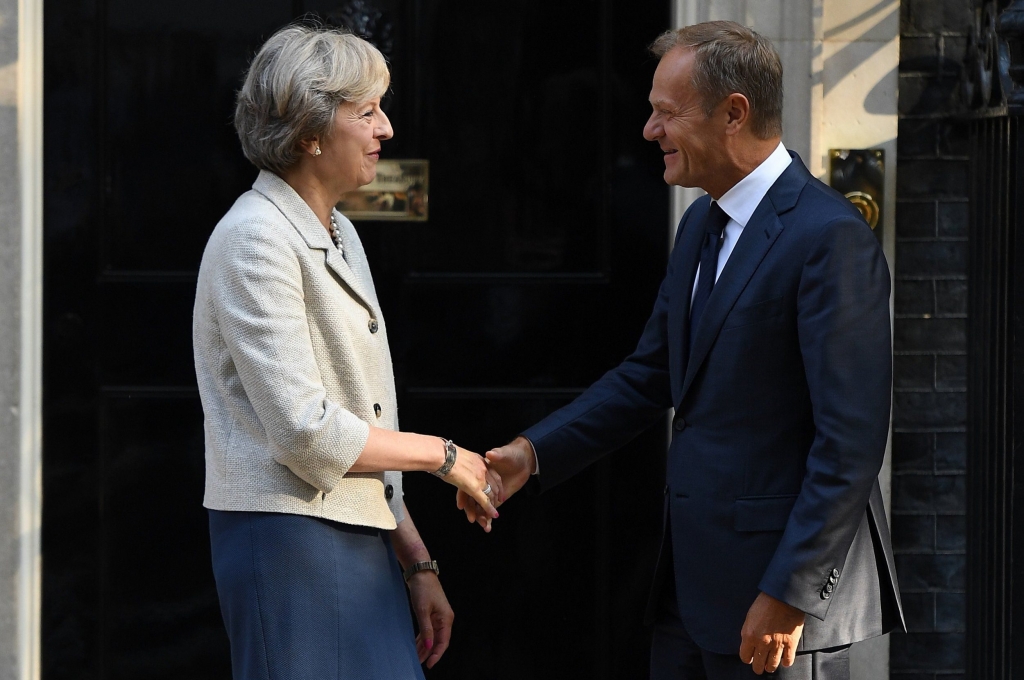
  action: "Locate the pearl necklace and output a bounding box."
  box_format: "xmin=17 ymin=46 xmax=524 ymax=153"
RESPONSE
xmin=328 ymin=212 xmax=343 ymax=251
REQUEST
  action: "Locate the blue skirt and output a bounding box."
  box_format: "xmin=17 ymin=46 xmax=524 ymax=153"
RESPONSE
xmin=208 ymin=510 xmax=426 ymax=680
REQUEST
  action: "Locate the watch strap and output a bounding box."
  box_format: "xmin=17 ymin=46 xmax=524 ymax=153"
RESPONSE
xmin=403 ymin=560 xmax=440 ymax=581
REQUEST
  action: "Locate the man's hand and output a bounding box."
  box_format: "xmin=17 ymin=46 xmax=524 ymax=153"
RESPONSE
xmin=407 ymin=571 xmax=453 ymax=668
xmin=739 ymin=591 xmax=805 ymax=674
xmin=456 ymin=436 xmax=536 ymax=530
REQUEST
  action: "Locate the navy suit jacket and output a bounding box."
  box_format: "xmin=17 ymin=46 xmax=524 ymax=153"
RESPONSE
xmin=523 ymin=154 xmax=905 ymax=654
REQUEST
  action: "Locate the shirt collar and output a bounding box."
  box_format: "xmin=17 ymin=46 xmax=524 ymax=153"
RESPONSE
xmin=715 ymin=142 xmax=792 ymax=227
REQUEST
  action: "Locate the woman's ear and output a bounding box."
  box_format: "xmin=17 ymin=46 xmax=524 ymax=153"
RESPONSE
xmin=298 ymin=137 xmax=321 ymax=156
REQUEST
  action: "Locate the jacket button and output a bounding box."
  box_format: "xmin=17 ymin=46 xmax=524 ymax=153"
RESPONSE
xmin=673 ymin=418 xmax=687 ymax=432
xmin=368 ymin=319 xmax=379 ymax=333
xmin=825 ymin=583 xmax=834 ymax=593
xmin=832 ymin=568 xmax=839 ymax=578
xmin=821 ymin=591 xmax=831 ymax=600
xmin=829 ymin=574 xmax=838 ymax=584
xmin=384 ymin=484 xmax=394 ymax=500
xmin=374 ymin=403 xmax=382 ymax=418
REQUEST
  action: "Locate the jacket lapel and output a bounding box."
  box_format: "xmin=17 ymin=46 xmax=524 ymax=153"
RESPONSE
xmin=252 ymin=171 xmax=376 ymax=314
xmin=323 ymin=246 xmax=377 ymax=313
xmin=668 ymin=206 xmax=707 ymax=401
xmin=323 ymin=219 xmax=378 ymax=311
xmin=675 ymin=154 xmax=810 ymax=407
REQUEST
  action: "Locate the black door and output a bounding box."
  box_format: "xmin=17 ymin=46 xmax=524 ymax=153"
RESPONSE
xmin=42 ymin=2 xmax=669 ymax=678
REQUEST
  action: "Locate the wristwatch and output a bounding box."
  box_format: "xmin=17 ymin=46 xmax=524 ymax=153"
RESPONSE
xmin=403 ymin=560 xmax=440 ymax=582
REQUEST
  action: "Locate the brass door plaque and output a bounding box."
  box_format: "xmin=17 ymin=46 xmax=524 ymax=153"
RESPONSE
xmin=337 ymin=159 xmax=429 ymax=222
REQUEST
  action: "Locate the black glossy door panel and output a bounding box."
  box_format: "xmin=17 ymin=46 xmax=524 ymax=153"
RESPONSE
xmin=43 ymin=1 xmax=669 ymax=678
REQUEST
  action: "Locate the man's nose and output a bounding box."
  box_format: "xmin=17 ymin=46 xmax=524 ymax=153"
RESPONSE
xmin=643 ymin=115 xmax=660 ymax=141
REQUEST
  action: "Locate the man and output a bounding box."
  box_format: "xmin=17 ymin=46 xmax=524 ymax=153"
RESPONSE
xmin=461 ymin=21 xmax=904 ymax=679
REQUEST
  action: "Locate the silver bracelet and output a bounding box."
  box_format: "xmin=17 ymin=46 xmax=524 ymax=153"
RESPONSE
xmin=433 ymin=439 xmax=457 ymax=477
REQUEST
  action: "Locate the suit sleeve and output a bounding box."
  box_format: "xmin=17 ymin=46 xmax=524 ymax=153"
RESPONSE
xmin=757 ymin=214 xmax=892 ymax=620
xmin=522 ymin=210 xmax=695 ymax=491
xmin=209 ymin=223 xmax=370 ymax=493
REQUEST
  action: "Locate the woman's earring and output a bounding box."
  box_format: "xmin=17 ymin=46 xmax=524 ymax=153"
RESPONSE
xmin=314 ymin=146 xmax=322 ymax=156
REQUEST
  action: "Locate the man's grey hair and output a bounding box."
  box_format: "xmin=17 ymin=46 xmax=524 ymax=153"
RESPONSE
xmin=650 ymin=21 xmax=783 ymax=139
xmin=234 ymin=24 xmax=390 ymax=174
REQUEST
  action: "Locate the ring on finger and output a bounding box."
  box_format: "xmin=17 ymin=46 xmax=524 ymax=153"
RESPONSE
xmin=483 ymin=484 xmax=492 ymax=496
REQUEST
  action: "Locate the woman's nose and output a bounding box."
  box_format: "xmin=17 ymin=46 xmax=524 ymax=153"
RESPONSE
xmin=376 ymin=110 xmax=394 ymax=140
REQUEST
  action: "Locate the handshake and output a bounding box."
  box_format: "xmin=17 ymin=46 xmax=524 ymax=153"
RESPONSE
xmin=442 ymin=436 xmax=536 ymax=533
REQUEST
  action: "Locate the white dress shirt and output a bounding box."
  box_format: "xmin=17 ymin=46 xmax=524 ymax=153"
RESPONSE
xmin=691 ymin=142 xmax=793 ymax=304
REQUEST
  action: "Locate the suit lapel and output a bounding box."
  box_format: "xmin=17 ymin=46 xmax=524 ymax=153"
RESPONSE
xmin=675 ymin=155 xmax=810 ymax=407
xmin=668 ymin=206 xmax=707 ymax=399
xmin=679 ymin=205 xmax=783 ymax=400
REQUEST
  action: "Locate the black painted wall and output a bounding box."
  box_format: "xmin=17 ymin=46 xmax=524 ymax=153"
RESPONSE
xmin=891 ymin=0 xmax=972 ymax=676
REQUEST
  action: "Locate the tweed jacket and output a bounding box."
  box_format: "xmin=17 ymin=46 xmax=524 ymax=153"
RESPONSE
xmin=194 ymin=170 xmax=404 ymax=530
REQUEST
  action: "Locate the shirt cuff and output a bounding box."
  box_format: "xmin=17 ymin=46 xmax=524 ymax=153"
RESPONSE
xmin=524 ymin=436 xmax=540 ymax=475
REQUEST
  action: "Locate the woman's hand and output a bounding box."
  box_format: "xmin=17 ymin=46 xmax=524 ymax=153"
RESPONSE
xmin=455 ymin=466 xmax=504 ymax=532
xmin=457 ymin=437 xmax=534 ymax=531
xmin=442 ymin=446 xmax=501 ymax=530
xmin=391 ymin=506 xmax=454 ymax=668
xmin=407 ymin=571 xmax=453 ymax=668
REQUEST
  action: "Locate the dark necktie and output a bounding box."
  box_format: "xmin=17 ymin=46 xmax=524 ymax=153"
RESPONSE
xmin=689 ymin=202 xmax=730 ymax=351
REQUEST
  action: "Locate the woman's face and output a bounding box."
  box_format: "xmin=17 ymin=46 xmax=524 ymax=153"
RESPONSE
xmin=321 ymin=98 xmax=393 ymax=193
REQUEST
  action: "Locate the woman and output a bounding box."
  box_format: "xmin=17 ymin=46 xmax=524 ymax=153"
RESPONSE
xmin=193 ymin=24 xmax=500 ymax=680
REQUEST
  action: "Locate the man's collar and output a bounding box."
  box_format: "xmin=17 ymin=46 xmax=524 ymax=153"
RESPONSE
xmin=715 ymin=142 xmax=792 ymax=227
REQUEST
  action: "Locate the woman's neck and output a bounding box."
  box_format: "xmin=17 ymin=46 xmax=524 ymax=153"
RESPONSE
xmin=279 ymin=165 xmax=344 ymax=231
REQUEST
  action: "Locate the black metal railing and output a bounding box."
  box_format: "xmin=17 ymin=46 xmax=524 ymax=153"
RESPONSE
xmin=966 ymin=114 xmax=1020 ymax=680
xmin=963 ymin=2 xmax=1024 ymax=677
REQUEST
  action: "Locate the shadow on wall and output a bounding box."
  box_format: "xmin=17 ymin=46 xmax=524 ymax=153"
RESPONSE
xmin=0 ymin=4 xmax=17 ymax=107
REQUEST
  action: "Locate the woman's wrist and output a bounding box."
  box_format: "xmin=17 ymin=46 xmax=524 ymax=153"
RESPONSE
xmin=403 ymin=560 xmax=440 ymax=583
xmin=415 ymin=434 xmax=445 ymax=474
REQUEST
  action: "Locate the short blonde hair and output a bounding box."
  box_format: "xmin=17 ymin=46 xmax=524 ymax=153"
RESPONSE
xmin=234 ymin=24 xmax=390 ymax=173
xmin=650 ymin=21 xmax=783 ymax=139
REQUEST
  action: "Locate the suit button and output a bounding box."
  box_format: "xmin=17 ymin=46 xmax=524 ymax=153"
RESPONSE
xmin=829 ymin=574 xmax=837 ymax=584
xmin=374 ymin=403 xmax=382 ymax=418
xmin=832 ymin=568 xmax=840 ymax=578
xmin=368 ymin=319 xmax=379 ymax=333
xmin=384 ymin=484 xmax=394 ymax=500
xmin=825 ymin=583 xmax=834 ymax=593
xmin=673 ymin=418 xmax=687 ymax=432
xmin=821 ymin=591 xmax=831 ymax=600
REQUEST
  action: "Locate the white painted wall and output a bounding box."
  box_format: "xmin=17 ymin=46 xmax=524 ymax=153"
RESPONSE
xmin=668 ymin=1 xmax=899 ymax=677
xmin=0 ymin=0 xmax=43 ymax=678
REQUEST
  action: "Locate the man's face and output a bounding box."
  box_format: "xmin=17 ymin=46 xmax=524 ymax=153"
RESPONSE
xmin=643 ymin=48 xmax=723 ymax=189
